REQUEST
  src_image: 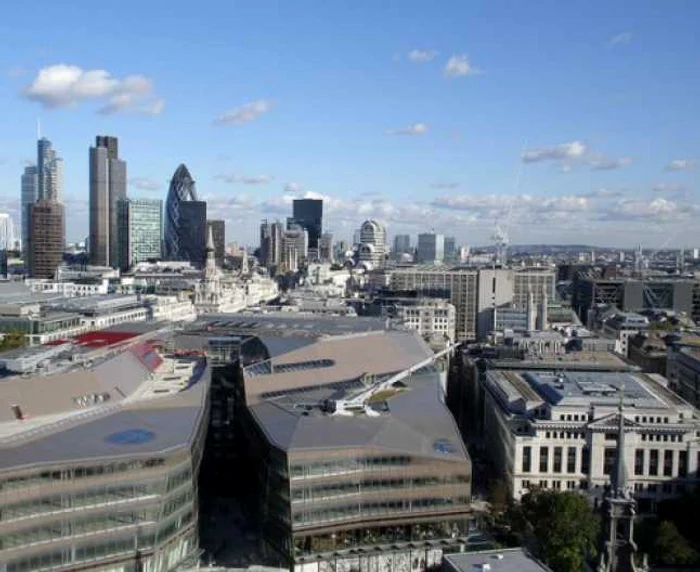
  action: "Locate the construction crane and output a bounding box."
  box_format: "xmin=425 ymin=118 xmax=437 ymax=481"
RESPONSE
xmin=326 ymin=342 xmax=461 ymax=416
xmin=492 ymin=141 xmax=527 ymax=266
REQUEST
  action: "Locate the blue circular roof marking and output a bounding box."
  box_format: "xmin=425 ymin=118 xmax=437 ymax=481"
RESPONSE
xmin=106 ymin=429 xmax=156 ymax=445
xmin=433 ymin=439 xmax=455 ymax=454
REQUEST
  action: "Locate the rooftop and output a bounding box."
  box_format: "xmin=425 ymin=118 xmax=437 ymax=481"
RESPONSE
xmin=443 ymin=548 xmax=552 ymax=572
xmin=0 ymin=324 xmax=208 ymax=472
xmin=242 ymin=327 xmax=469 ymax=462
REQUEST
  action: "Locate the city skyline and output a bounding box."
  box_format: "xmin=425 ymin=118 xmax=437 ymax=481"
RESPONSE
xmin=0 ymin=1 xmax=698 ymax=248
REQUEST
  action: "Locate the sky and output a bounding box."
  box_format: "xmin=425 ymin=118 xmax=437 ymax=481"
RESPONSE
xmin=0 ymin=0 xmax=699 ymax=248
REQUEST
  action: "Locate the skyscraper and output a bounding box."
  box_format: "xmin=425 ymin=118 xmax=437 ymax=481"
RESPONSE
xmin=206 ymin=220 xmax=225 ymax=267
xmin=179 ymin=201 xmax=207 ymax=267
xmin=393 ymin=234 xmax=411 ymax=254
xmin=260 ymin=219 xmax=283 ymax=270
xmin=164 ymin=164 xmax=199 ymax=260
xmin=20 ymin=165 xmax=38 ymax=257
xmin=37 ymin=137 xmax=63 ymax=202
xmin=0 ymin=214 xmax=15 ymax=251
xmin=89 ymin=135 xmax=127 ymax=267
xmin=417 ymin=233 xmax=445 ymax=264
xmin=291 ymin=198 xmax=323 ymax=250
xmin=117 ymin=198 xmax=163 ymax=270
xmin=28 ymin=200 xmax=64 ymax=278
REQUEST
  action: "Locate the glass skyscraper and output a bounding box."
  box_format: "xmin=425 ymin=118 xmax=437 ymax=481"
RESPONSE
xmin=117 ymin=198 xmax=163 ymax=270
xmin=164 ymin=164 xmax=199 ymax=261
xmin=291 ymin=199 xmax=323 ymax=250
xmin=21 ymin=165 xmax=38 ymax=258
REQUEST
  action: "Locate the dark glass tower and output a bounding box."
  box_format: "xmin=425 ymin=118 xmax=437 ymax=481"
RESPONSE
xmin=89 ymin=135 xmax=126 ymax=267
xmin=291 ymin=199 xmax=323 ymax=250
xmin=164 ymin=164 xmax=199 ymax=261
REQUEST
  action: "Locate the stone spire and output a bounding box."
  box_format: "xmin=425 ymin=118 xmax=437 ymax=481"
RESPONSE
xmin=205 ymin=224 xmax=217 ymax=275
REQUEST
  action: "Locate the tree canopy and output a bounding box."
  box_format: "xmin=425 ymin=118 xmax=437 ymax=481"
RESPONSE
xmin=503 ymin=489 xmax=600 ymax=572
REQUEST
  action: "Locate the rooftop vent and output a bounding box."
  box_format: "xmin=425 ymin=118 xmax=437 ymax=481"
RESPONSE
xmin=10 ymin=404 xmax=24 ymax=420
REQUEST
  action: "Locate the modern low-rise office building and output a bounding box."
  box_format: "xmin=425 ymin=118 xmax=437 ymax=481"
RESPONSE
xmin=227 ymin=322 xmax=472 ymax=570
xmin=0 ymin=326 xmax=210 ymax=572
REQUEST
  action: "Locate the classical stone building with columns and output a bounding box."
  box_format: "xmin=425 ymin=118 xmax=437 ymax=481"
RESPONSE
xmin=478 ymin=366 xmax=700 ymax=512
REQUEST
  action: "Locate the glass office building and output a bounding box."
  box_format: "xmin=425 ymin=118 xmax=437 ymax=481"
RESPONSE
xmin=0 ymin=333 xmax=210 ymax=572
xmin=118 ymin=198 xmax=163 ymax=270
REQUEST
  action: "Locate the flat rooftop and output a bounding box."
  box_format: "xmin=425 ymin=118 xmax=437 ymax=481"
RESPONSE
xmin=486 ymin=368 xmax=692 ymax=412
xmin=444 ymin=548 xmax=552 ymax=572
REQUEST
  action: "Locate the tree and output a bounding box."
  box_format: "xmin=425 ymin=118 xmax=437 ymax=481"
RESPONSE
xmin=507 ymin=490 xmax=600 ymax=572
xmin=654 ymin=521 xmax=698 ymax=567
xmin=0 ymin=330 xmax=27 ymax=352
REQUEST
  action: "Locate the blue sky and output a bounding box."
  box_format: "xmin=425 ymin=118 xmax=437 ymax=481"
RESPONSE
xmin=1 ymin=0 xmax=698 ymax=247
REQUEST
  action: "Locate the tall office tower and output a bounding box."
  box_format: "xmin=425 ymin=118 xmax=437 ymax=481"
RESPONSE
xmin=319 ymin=232 xmax=333 ymax=262
xmin=281 ymin=225 xmax=308 ymax=272
xmin=89 ymin=135 xmax=127 ymax=267
xmin=206 ymin=220 xmax=226 ymax=267
xmin=20 ymin=165 xmax=38 ymax=258
xmin=260 ymin=219 xmax=284 ymax=270
xmin=37 ymin=137 xmax=64 ymax=202
xmin=164 ymin=164 xmax=200 ymax=260
xmin=417 ymin=233 xmax=445 ymax=264
xmin=28 ymin=200 xmax=65 ymax=278
xmin=357 ymin=219 xmax=387 ymax=269
xmin=179 ymin=201 xmax=207 ymax=267
xmin=0 ymin=213 xmax=15 ymax=250
xmin=444 ymin=236 xmax=457 ymax=262
xmin=117 ymin=198 xmax=163 ymax=270
xmin=291 ymin=198 xmax=323 ymax=250
xmin=393 ymin=234 xmax=411 ymax=254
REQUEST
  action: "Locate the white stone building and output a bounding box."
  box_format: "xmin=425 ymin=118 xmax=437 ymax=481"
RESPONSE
xmin=480 ymin=367 xmax=700 ymax=512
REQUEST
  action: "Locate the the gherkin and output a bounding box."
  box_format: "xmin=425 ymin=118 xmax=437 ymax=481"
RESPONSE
xmin=164 ymin=164 xmax=198 ymax=260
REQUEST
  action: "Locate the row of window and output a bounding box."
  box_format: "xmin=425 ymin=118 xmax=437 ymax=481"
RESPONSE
xmin=0 ymin=458 xmax=172 ymax=490
xmin=292 ymin=496 xmax=470 ymax=525
xmin=544 ymin=430 xmax=585 ymax=440
xmin=521 ymin=479 xmax=587 ymax=491
xmin=290 ymin=456 xmax=414 ymax=480
xmin=633 ymin=449 xmax=688 ymax=478
xmin=641 ymin=433 xmax=683 ymax=442
xmin=1 ymin=489 xmax=194 ymax=550
xmin=522 ymin=446 xmax=589 ymax=475
xmin=0 ymin=481 xmax=161 ymax=523
xmin=290 ymin=475 xmax=470 ymax=502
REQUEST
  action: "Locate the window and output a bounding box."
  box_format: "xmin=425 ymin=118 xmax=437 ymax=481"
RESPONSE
xmin=663 ymin=483 xmax=673 ymax=494
xmin=522 ymin=446 xmax=532 ymax=473
xmin=663 ymin=450 xmax=673 ymax=477
xmin=567 ymin=447 xmax=577 ymax=473
xmin=522 ymin=479 xmax=531 ymax=489
xmin=581 ymin=446 xmax=590 ymax=474
xmin=634 ymin=449 xmax=645 ymax=476
xmin=603 ymin=448 xmax=616 ymax=475
xmin=649 ymin=450 xmax=659 ymax=476
xmin=679 ymin=451 xmax=688 ymax=478
xmin=540 ymin=447 xmax=549 ymax=473
xmin=539 ymin=480 xmax=548 ymax=489
xmin=553 ymin=447 xmax=563 ymax=473
xmin=552 ymin=480 xmax=561 ymax=490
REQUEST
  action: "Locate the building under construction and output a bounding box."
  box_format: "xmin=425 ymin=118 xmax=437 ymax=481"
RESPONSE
xmin=572 ymin=269 xmax=700 ymax=324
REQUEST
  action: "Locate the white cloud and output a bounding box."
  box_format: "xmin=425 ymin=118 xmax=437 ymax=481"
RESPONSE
xmin=214 ymin=99 xmax=273 ymax=126
xmin=24 ymin=64 xmax=162 ymax=114
xmin=385 ymin=122 xmax=428 ymax=136
xmin=444 ymin=54 xmax=480 ymax=77
xmin=407 ymin=49 xmax=437 ymax=63
xmin=652 ymin=183 xmax=684 ymax=193
xmin=430 ymin=182 xmax=461 ymax=190
xmin=665 ymin=158 xmax=696 ymax=171
xmin=609 ymin=198 xmax=678 ymax=220
xmin=589 ymin=156 xmax=633 ymax=170
xmin=522 ymin=141 xmax=588 ymax=163
xmin=581 ymin=188 xmax=626 ymax=199
xmin=216 ymin=173 xmax=275 ymax=185
xmin=284 ymin=182 xmax=305 ymax=193
xmin=128 ymin=177 xmax=162 ymax=192
xmin=609 ymin=32 xmax=632 ymax=47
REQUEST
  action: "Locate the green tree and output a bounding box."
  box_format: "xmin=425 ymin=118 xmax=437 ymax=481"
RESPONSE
xmin=654 ymin=520 xmax=698 ymax=567
xmin=0 ymin=330 xmax=27 ymax=352
xmin=507 ymin=490 xmax=600 ymax=572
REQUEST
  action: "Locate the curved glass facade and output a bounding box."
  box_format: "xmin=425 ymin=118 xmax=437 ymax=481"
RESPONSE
xmin=164 ymin=164 xmax=198 ymax=260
